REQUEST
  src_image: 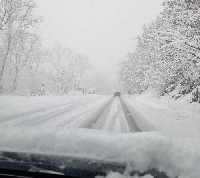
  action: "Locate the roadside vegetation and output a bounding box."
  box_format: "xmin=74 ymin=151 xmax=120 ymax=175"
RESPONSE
xmin=0 ymin=0 xmax=112 ymax=95
xmin=118 ymin=0 xmax=200 ymax=103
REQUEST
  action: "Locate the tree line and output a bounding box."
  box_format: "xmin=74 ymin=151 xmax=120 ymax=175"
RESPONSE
xmin=118 ymin=0 xmax=200 ymax=103
xmin=0 ymin=0 xmax=112 ymax=95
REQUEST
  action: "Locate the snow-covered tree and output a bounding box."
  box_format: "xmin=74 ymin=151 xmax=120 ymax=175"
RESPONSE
xmin=0 ymin=0 xmax=41 ymax=93
xmin=27 ymin=34 xmax=45 ymax=91
xmin=48 ymin=42 xmax=91 ymax=95
xmin=118 ymin=0 xmax=200 ymax=102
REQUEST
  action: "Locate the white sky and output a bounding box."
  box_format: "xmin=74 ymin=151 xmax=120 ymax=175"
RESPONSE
xmin=35 ymin=0 xmax=163 ymax=86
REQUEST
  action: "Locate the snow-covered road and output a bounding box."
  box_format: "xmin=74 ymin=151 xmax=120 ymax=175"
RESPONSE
xmin=0 ymin=95 xmax=139 ymax=133
xmin=122 ymin=92 xmax=200 ymax=139
xmin=1 ymin=95 xmax=200 ymax=177
xmin=93 ymin=97 xmax=131 ymax=133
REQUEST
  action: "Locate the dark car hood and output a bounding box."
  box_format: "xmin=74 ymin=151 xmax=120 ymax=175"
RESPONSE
xmin=0 ymin=151 xmax=169 ymax=178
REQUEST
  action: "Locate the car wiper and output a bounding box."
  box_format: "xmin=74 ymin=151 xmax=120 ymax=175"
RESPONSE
xmin=0 ymin=151 xmax=169 ymax=178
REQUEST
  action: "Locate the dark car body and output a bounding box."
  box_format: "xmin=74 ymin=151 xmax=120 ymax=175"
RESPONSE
xmin=0 ymin=151 xmax=169 ymax=178
xmin=114 ymin=92 xmax=121 ymax=97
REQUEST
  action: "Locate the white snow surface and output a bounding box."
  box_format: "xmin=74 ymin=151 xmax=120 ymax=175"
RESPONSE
xmin=123 ymin=92 xmax=200 ymax=139
xmin=0 ymin=95 xmax=100 ymax=120
xmin=0 ymin=94 xmax=200 ymax=177
xmin=0 ymin=127 xmax=200 ymax=178
xmin=93 ymin=98 xmax=130 ymax=133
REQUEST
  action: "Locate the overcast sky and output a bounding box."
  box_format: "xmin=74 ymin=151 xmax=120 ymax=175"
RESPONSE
xmin=35 ymin=0 xmax=164 ymax=87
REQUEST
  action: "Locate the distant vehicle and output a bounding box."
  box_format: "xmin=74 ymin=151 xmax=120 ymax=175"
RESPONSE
xmin=114 ymin=92 xmax=121 ymax=97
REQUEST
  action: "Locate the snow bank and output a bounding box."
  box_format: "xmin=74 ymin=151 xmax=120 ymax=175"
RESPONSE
xmin=0 ymin=127 xmax=200 ymax=178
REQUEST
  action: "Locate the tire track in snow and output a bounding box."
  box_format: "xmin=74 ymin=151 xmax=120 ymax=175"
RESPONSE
xmin=0 ymin=96 xmax=103 ymax=127
xmin=78 ymin=97 xmax=113 ymax=129
xmin=119 ymin=97 xmax=141 ymax=132
xmin=37 ymin=97 xmax=111 ymax=127
xmin=0 ymin=96 xmax=101 ymax=123
xmin=92 ymin=99 xmax=115 ymax=130
xmin=68 ymin=98 xmax=113 ymax=128
xmin=92 ymin=97 xmax=136 ymax=133
xmin=114 ymin=116 xmax=122 ymax=133
xmin=103 ymin=98 xmax=129 ymax=133
xmin=93 ymin=97 xmax=126 ymax=133
xmin=116 ymin=99 xmax=130 ymax=133
xmin=56 ymin=108 xmax=95 ymax=127
xmin=14 ymin=97 xmax=106 ymax=126
xmin=103 ymin=111 xmax=118 ymax=132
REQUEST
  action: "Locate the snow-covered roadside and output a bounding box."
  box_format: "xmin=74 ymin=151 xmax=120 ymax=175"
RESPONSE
xmin=0 ymin=95 xmax=101 ymax=120
xmin=0 ymin=127 xmax=200 ymax=178
xmin=123 ymin=92 xmax=200 ymax=139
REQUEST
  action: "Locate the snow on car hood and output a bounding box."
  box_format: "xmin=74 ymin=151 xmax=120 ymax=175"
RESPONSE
xmin=0 ymin=127 xmax=199 ymax=178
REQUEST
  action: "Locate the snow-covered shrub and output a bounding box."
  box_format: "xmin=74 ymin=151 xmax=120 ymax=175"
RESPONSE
xmin=191 ymin=87 xmax=200 ymax=103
